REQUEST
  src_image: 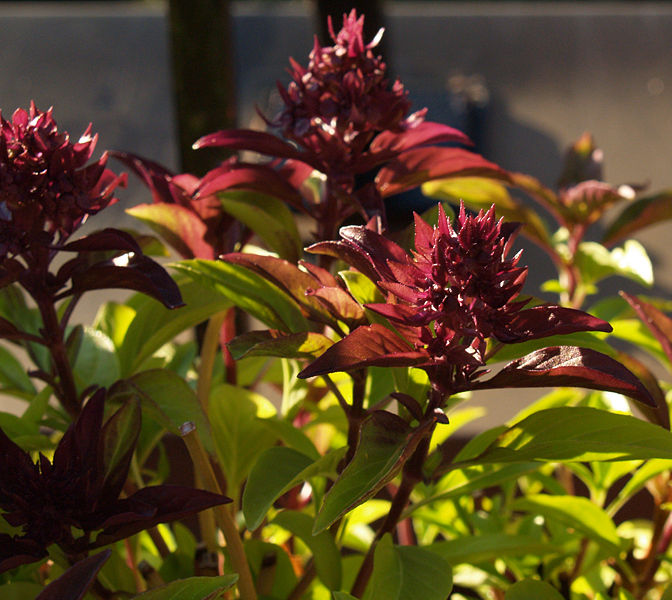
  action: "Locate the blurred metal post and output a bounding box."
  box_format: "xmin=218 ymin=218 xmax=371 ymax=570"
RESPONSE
xmin=168 ymin=0 xmax=236 ymax=175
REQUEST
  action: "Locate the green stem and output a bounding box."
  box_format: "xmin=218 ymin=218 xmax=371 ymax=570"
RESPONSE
xmin=196 ymin=310 xmax=228 ymax=414
xmin=181 ymin=422 xmax=258 ymax=600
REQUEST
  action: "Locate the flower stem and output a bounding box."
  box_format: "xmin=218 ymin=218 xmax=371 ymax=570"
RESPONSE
xmin=36 ymin=292 xmax=80 ymax=417
xmin=181 ymin=422 xmax=258 ymax=600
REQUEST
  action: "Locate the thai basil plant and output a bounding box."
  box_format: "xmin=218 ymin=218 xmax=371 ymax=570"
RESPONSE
xmin=3 ymin=10 xmax=672 ymax=600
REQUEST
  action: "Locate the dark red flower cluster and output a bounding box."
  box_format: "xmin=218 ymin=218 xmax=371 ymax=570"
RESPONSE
xmin=302 ymin=203 xmax=613 ymax=396
xmin=0 ymin=102 xmax=126 ymax=257
xmin=274 ymin=10 xmax=416 ymax=184
xmin=194 ymin=10 xmax=488 ymax=241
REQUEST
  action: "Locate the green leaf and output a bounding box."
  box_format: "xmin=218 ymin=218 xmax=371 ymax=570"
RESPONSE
xmin=607 ymin=459 xmax=672 ymax=516
xmin=273 ymin=510 xmax=342 ymax=590
xmin=132 ymin=575 xmax=238 ymax=599
xmin=339 ymin=270 xmax=385 ymax=305
xmin=429 ymin=534 xmax=557 ymax=565
xmin=505 ymin=579 xmax=564 ymax=600
xmin=109 ymin=370 xmax=213 ymax=454
xmin=512 ymin=494 xmax=620 ymax=552
xmin=218 ymin=190 xmax=302 ymax=262
xmin=333 ymin=593 xmax=358 ymax=600
xmin=422 ymin=176 xmax=552 ymax=251
xmin=362 ymin=536 xmax=401 ymax=600
xmin=314 ymin=412 xmax=428 ymax=534
xmin=258 ymin=418 xmax=320 ymax=459
xmin=228 ymin=330 xmax=333 ymax=361
xmin=173 ymin=259 xmax=307 ymax=333
xmin=363 ymin=535 xmax=453 ymax=600
xmin=0 ymin=583 xmax=45 ymax=599
xmin=71 ymin=327 xmax=120 ymax=393
xmin=208 ymin=383 xmax=278 ymax=494
xmin=0 ymin=345 xmax=35 ymax=397
xmin=243 ymin=446 xmax=315 ymax=530
xmin=413 ymin=463 xmax=539 ymax=513
xmin=472 ymin=406 xmax=672 ymax=465
xmin=108 ymin=275 xmax=230 ymax=376
xmin=575 ymin=240 xmax=653 ymax=289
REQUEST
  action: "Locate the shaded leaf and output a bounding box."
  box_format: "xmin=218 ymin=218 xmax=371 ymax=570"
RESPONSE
xmin=273 ymin=510 xmax=342 ymax=589
xmin=228 ymin=330 xmax=333 ymax=361
xmin=194 ymin=128 xmax=318 ymax=168
xmin=217 ymin=190 xmax=302 ymax=262
xmin=621 ymin=291 xmax=672 ymax=366
xmin=94 ymin=485 xmax=230 ymax=547
xmin=511 ymin=494 xmax=620 ymax=552
xmin=36 ymin=550 xmax=111 ymax=600
xmin=114 ymin=275 xmax=230 ymax=376
xmin=603 ymin=190 xmax=672 ymax=246
xmin=131 ymin=574 xmax=238 ymax=599
xmin=428 ymin=534 xmax=558 ymax=565
xmin=474 ymin=346 xmax=655 ymax=408
xmin=505 ymin=579 xmax=564 ymax=600
xmin=70 ymin=252 xmax=183 ymax=310
xmin=364 ymin=535 xmax=453 ymax=600
xmin=314 ymin=411 xmax=430 ymax=533
xmin=243 ymin=447 xmax=315 ymax=530
xmin=208 ymin=383 xmax=278 ymax=493
xmin=109 ymin=369 xmax=213 ymax=454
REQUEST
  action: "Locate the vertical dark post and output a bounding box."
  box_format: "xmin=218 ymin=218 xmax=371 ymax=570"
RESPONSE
xmin=168 ymin=0 xmax=236 ymax=175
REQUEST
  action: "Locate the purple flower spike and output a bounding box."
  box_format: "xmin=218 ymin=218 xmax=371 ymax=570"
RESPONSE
xmin=301 ymin=203 xmax=621 ymax=399
xmin=0 ymin=102 xmax=126 ymax=256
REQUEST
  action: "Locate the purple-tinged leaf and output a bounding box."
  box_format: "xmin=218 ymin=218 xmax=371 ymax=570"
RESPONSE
xmin=62 ymin=228 xmax=141 ymax=254
xmin=193 ymin=129 xmax=319 ymax=168
xmin=370 ymin=121 xmax=472 ymax=153
xmin=612 ymin=349 xmax=670 ymax=429
xmin=621 ymin=291 xmax=672 ymax=366
xmin=126 ymin=203 xmax=213 ymax=259
xmin=220 ymin=253 xmax=339 ymax=327
xmin=376 ymin=147 xmax=509 ymax=198
xmin=298 ymin=324 xmax=427 ymax=378
xmin=35 ymin=550 xmax=111 ymax=600
xmin=557 ymin=132 xmax=604 ymax=189
xmin=70 ymin=253 xmax=183 ymax=309
xmin=0 ymin=534 xmax=46 ymax=574
xmin=93 ymin=485 xmax=230 ymax=547
xmin=603 ymin=191 xmax=672 ymax=246
xmin=228 ymin=329 xmax=333 ymax=360
xmin=474 ymin=346 xmax=655 ymax=407
xmin=494 ymin=305 xmax=612 ymax=343
xmin=306 ymin=239 xmax=381 ymax=285
xmin=299 ymin=259 xmax=340 ymax=288
xmin=509 ymin=171 xmax=561 ymax=217
xmin=197 ymin=164 xmax=304 ymax=209
xmin=306 ymin=286 xmax=365 ymax=324
xmin=559 ymin=180 xmax=626 ymax=226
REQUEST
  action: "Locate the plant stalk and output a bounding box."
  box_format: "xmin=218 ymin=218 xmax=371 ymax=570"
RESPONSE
xmin=181 ymin=422 xmax=258 ymax=600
